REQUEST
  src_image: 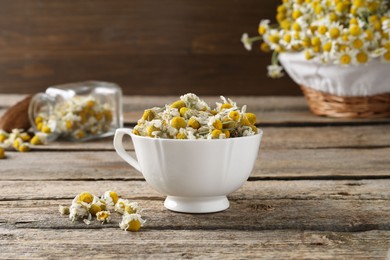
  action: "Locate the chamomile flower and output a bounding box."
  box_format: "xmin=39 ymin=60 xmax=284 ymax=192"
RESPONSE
xmin=96 ymin=211 xmax=111 ymax=224
xmin=69 ymin=203 xmax=90 ymax=222
xmin=335 ymin=48 xmax=357 ymax=66
xmin=101 ymin=191 xmax=119 ymax=208
xmin=115 ymin=198 xmax=130 ymax=214
xmin=267 ymin=64 xmax=284 ymax=78
xmin=119 ymin=213 xmax=146 ymax=232
xmin=241 ymin=33 xmax=252 ymax=51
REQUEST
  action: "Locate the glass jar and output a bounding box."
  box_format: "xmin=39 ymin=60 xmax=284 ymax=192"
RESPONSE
xmin=28 ymin=81 xmax=123 ymax=141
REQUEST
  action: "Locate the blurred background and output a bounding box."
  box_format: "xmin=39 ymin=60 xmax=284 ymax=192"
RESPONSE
xmin=0 ymin=0 xmax=300 ymax=96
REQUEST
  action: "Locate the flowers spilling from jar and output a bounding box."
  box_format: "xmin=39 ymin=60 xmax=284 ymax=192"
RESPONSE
xmin=0 ymin=128 xmax=47 ymax=159
xmin=59 ymin=191 xmax=145 ymax=232
xmin=241 ymin=0 xmax=390 ymax=78
xmin=133 ymin=93 xmax=258 ymax=139
xmin=34 ymin=95 xmax=113 ymax=141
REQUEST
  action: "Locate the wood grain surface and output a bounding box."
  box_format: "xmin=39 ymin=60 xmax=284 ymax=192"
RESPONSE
xmin=0 ymin=0 xmax=299 ymax=95
xmin=1 ymin=94 xmax=389 ymax=259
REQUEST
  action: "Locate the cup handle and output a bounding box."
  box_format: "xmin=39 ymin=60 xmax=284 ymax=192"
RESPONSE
xmin=113 ymin=128 xmax=142 ymax=173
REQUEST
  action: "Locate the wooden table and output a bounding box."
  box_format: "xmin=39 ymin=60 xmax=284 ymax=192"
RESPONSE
xmin=1 ymin=95 xmax=390 ymax=259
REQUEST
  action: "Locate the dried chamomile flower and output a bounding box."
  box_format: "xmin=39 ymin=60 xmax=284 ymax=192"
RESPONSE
xmin=59 ymin=205 xmax=70 ymax=215
xmin=115 ymin=198 xmax=130 ymax=214
xmin=101 ymin=191 xmax=119 ymax=208
xmin=124 ymin=202 xmax=142 ymax=215
xmin=30 ymin=133 xmax=48 ymax=145
xmin=119 ymin=213 xmax=146 ymax=232
xmin=96 ymin=211 xmax=111 ymax=224
xmin=75 ymin=191 xmax=95 ymax=204
xmin=69 ymin=203 xmax=90 ymax=222
xmin=0 ymin=130 xmax=9 ymax=143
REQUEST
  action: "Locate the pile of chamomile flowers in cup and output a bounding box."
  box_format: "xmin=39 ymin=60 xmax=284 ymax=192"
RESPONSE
xmin=133 ymin=93 xmax=258 ymax=139
xmin=59 ymin=191 xmax=145 ymax=232
xmin=241 ymin=0 xmax=390 ymax=78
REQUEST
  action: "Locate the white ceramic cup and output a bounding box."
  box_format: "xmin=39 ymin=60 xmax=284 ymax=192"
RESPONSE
xmin=114 ymin=128 xmax=263 ymax=213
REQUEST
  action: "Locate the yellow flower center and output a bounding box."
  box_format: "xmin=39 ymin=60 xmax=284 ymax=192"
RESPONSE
xmin=323 ymin=42 xmax=333 ymax=52
xmin=318 ymin=26 xmax=328 ymax=35
xmin=353 ymin=0 xmax=364 ymax=8
xmin=260 ymin=42 xmax=271 ymax=52
xmin=179 ymin=107 xmax=190 ymax=117
xmin=176 ymin=132 xmax=187 ymax=139
xmin=211 ymin=129 xmax=222 ymax=139
xmin=329 ymin=28 xmax=340 ymax=39
xmin=311 ymin=37 xmax=321 ymax=46
xmin=328 ymin=13 xmax=338 ymax=22
xmin=171 ymin=117 xmax=187 ymax=130
xmin=269 ymin=34 xmax=280 ymax=44
xmin=356 ymin=52 xmax=368 ymax=63
xmin=384 ymin=51 xmax=390 ymax=61
xmin=244 ymin=113 xmax=257 ymax=125
xmin=125 ymin=205 xmax=136 ymax=214
xmin=340 ymin=54 xmax=351 ymax=65
xmin=349 ymin=25 xmax=361 ymax=36
xmin=212 ymin=119 xmax=223 ymax=130
xmin=292 ymin=22 xmax=301 ymax=31
xmin=142 ymin=109 xmax=155 ymax=121
xmin=229 ymin=111 xmax=240 ymax=122
xmin=109 ymin=191 xmax=119 ymax=204
xmin=335 ymin=2 xmax=347 ymax=13
xmin=305 ymin=51 xmax=314 ymax=60
xmin=221 ymin=103 xmax=233 ymax=110
xmin=170 ymin=100 xmax=186 ymax=109
xmin=283 ymin=34 xmax=292 ymax=43
xmin=188 ymin=118 xmax=201 ymax=129
xmin=365 ymin=30 xmax=373 ymax=41
xmin=292 ymin=10 xmax=302 ymax=19
xmin=258 ymin=25 xmax=267 ymax=35
xmin=352 ymin=39 xmax=364 ymax=49
xmin=89 ymin=204 xmax=102 ymax=216
xmin=127 ymin=219 xmax=142 ymax=232
xmin=280 ymin=20 xmax=291 ymax=30
xmin=78 ymin=192 xmax=94 ymax=204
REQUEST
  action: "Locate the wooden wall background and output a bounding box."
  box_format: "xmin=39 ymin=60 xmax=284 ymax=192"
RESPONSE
xmin=0 ymin=0 xmax=300 ymax=96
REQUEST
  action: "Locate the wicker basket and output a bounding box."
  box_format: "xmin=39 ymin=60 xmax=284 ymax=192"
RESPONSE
xmin=300 ymin=85 xmax=390 ymax=118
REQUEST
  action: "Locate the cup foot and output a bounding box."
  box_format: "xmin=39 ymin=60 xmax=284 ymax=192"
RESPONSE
xmin=164 ymin=196 xmax=229 ymax=213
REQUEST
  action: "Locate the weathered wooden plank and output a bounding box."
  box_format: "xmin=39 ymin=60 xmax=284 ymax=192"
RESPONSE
xmin=1 ymin=179 xmax=389 ymax=201
xmin=0 ymin=228 xmax=389 ymax=259
xmin=0 ymin=196 xmax=389 ymax=232
xmin=1 ymin=148 xmax=389 ymax=180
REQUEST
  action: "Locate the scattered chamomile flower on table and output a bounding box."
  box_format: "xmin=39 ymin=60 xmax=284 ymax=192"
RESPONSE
xmin=119 ymin=213 xmax=146 ymax=232
xmin=0 ymin=128 xmax=48 ymax=158
xmin=133 ymin=93 xmax=258 ymax=139
xmin=61 ymin=191 xmax=145 ymax=232
xmin=96 ymin=211 xmax=111 ymax=224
